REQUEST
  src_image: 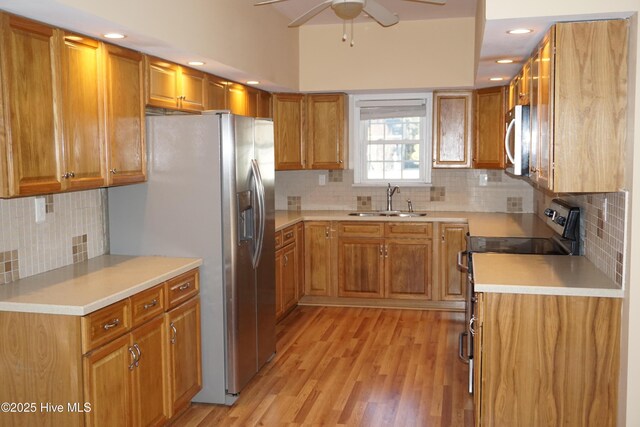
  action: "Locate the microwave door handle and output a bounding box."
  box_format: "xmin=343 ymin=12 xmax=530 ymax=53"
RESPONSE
xmin=504 ymin=118 xmax=517 ymax=164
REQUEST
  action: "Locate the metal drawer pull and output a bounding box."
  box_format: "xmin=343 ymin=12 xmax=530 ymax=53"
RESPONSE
xmin=458 ymin=332 xmax=469 ymax=364
xmin=133 ymin=343 xmax=141 ymax=367
xmin=170 ymin=322 xmax=177 ymax=344
xmin=102 ymin=318 xmax=120 ymax=330
xmin=284 ymin=255 xmax=288 ymax=266
xmin=110 ymin=168 xmax=118 ymax=174
xmin=178 ymin=282 xmax=191 ymax=291
xmin=469 ymin=316 xmax=476 ymax=336
xmin=143 ymin=299 xmax=158 ymax=310
xmin=128 ymin=346 xmax=137 ymax=370
xmin=285 ymin=232 xmax=293 ymax=239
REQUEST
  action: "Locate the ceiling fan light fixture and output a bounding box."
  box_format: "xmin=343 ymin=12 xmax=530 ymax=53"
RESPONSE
xmin=332 ymin=0 xmax=364 ymax=20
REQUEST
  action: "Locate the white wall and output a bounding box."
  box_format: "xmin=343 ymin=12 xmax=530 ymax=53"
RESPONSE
xmin=299 ymin=17 xmax=476 ymax=92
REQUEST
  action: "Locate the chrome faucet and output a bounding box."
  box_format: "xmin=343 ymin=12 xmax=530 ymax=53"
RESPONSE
xmin=386 ymin=183 xmax=400 ymax=211
xmin=407 ymin=199 xmax=413 ymax=213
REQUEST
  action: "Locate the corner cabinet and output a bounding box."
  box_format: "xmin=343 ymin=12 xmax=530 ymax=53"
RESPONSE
xmin=473 ymin=87 xmax=506 ymax=169
xmin=433 ymin=91 xmax=473 ymax=168
xmin=474 ymin=293 xmax=621 ymax=427
xmin=527 ymin=20 xmax=628 ymax=193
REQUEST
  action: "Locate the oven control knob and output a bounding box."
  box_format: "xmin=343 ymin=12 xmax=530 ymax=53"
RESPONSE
xmin=555 ymin=216 xmax=566 ymax=226
xmin=544 ymin=208 xmax=556 ymax=218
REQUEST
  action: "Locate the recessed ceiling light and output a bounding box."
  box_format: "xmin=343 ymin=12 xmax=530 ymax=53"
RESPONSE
xmin=496 ymin=59 xmax=514 ymax=64
xmin=104 ymin=33 xmax=126 ymax=39
xmin=507 ymin=28 xmax=533 ymax=35
xmin=246 ymin=80 xmax=260 ymax=85
xmin=489 ymin=77 xmax=505 ymax=81
xmin=188 ymin=61 xmax=205 ymax=66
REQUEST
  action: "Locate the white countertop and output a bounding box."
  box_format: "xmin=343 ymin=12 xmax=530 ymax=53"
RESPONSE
xmin=0 ymin=255 xmax=202 ymax=315
xmin=472 ymin=253 xmax=623 ymax=298
xmin=275 ymin=210 xmax=554 ymax=238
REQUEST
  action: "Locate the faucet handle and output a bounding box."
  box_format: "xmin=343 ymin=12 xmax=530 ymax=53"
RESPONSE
xmin=407 ymin=199 xmax=413 ymax=213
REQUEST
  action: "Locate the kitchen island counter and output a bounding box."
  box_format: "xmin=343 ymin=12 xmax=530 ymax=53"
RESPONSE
xmin=0 ymin=255 xmax=202 ymax=315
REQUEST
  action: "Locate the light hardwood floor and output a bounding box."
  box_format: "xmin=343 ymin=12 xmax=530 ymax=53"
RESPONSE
xmin=173 ymin=306 xmax=473 ymax=426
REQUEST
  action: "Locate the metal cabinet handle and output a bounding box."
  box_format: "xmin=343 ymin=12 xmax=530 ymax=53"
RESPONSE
xmin=469 ymin=316 xmax=477 ymax=337
xmin=68 ymin=171 xmax=75 ymax=178
xmin=110 ymin=168 xmax=118 ymax=174
xmin=143 ymin=299 xmax=158 ymax=310
xmin=133 ymin=343 xmax=141 ymax=367
xmin=61 ymin=172 xmax=69 ymax=179
xmin=457 ymin=251 xmax=469 ymax=273
xmin=458 ymin=332 xmax=469 ymax=364
xmin=284 ymin=255 xmax=288 ymax=266
xmin=178 ymin=282 xmax=191 ymax=291
xmin=379 ymin=245 xmax=383 ymax=256
xmin=102 ymin=318 xmax=120 ymax=330
xmin=170 ymin=322 xmax=177 ymax=344
xmin=384 ymin=245 xmax=388 ymax=258
xmin=128 ymin=346 xmax=137 ymax=370
xmin=285 ymin=232 xmax=293 ymax=239
xmin=325 ymin=227 xmax=330 ymax=238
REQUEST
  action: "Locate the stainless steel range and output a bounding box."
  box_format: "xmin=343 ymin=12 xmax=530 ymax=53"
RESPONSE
xmin=457 ymin=199 xmax=580 ymax=394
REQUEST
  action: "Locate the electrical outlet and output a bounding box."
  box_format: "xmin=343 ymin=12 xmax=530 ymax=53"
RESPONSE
xmin=479 ymin=173 xmax=488 ymax=186
xmin=35 ymin=197 xmax=46 ymax=223
xmin=319 ymin=174 xmax=326 ymax=186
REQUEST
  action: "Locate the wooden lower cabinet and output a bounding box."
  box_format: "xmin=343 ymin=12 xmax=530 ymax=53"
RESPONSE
xmin=385 ymin=238 xmax=432 ymax=299
xmin=304 ymin=221 xmax=333 ymax=296
xmin=438 ymin=223 xmax=468 ymax=301
xmin=275 ymin=224 xmax=303 ymax=320
xmin=338 ymin=237 xmax=385 ymax=298
xmin=474 ymin=292 xmax=621 ymax=427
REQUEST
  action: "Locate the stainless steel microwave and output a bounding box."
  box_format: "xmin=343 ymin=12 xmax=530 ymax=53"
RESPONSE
xmin=504 ymin=105 xmax=530 ymax=176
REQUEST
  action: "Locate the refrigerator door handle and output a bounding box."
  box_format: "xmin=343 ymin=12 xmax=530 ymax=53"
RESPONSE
xmin=250 ymin=159 xmax=266 ymax=269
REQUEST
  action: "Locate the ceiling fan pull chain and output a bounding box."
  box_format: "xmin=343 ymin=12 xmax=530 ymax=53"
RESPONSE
xmin=350 ymin=19 xmax=355 ymax=47
xmin=342 ymin=19 xmax=347 ymax=41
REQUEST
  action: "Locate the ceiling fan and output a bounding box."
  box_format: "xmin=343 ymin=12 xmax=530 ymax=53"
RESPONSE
xmin=254 ymin=0 xmax=447 ymax=28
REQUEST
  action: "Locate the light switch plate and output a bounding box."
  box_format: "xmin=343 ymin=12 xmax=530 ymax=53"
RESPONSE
xmin=35 ymin=197 xmax=46 ymax=223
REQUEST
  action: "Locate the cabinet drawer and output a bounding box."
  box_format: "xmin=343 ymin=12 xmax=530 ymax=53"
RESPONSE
xmin=130 ymin=284 xmax=165 ymax=327
xmin=167 ymin=269 xmax=200 ymax=309
xmin=338 ymin=222 xmax=384 ymax=237
xmin=275 ymin=230 xmax=283 ymax=249
xmin=282 ymin=225 xmax=296 ymax=246
xmin=385 ymin=222 xmax=433 ymax=238
xmin=81 ymin=299 xmax=131 ymax=354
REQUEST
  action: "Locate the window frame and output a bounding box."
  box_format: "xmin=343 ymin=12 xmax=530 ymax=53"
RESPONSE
xmin=349 ymin=92 xmax=433 ymax=186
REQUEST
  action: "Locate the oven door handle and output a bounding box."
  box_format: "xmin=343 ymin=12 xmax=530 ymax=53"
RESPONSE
xmin=458 ymin=331 xmax=470 ymax=364
xmin=457 ymin=250 xmax=469 ymax=272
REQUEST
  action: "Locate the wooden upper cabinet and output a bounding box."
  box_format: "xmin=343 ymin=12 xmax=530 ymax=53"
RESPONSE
xmin=145 ymin=57 xmax=205 ymax=112
xmin=274 ymin=93 xmax=306 ymax=170
xmin=245 ymin=86 xmax=258 ymax=118
xmin=205 ymin=75 xmax=228 ymax=110
xmin=0 ymin=15 xmax=62 ymax=196
xmin=104 ymin=44 xmax=146 ymax=186
xmin=227 ymin=83 xmax=247 ymax=116
xmin=433 ymin=91 xmax=473 ymax=168
xmin=59 ymin=32 xmax=106 ymax=190
xmin=473 ymin=86 xmax=506 ymax=169
xmin=535 ymin=33 xmax=553 ymax=189
xmin=307 ymin=94 xmax=346 ymax=170
xmin=258 ymin=90 xmax=272 ymax=119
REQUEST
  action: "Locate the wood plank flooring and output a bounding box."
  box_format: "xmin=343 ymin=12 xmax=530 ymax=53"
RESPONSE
xmin=173 ymin=306 xmax=473 ymax=426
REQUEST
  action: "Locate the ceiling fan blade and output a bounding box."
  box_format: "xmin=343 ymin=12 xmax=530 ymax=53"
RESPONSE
xmin=288 ymin=0 xmax=333 ymax=27
xmin=255 ymin=0 xmax=291 ymax=5
xmin=363 ymin=0 xmax=399 ymax=27
xmin=403 ymin=0 xmax=447 ymax=5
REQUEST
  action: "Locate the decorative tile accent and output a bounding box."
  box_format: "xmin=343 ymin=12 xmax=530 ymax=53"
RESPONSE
xmin=429 ymin=187 xmax=446 ymax=202
xmin=506 ymin=196 xmax=523 ymax=213
xmin=0 ymin=250 xmax=19 ymax=285
xmin=487 ymin=170 xmax=503 ymax=182
xmin=328 ymin=170 xmax=343 ymax=183
xmin=45 ymin=194 xmax=54 ymax=213
xmin=356 ymin=196 xmax=372 ymax=211
xmin=72 ymin=234 xmax=88 ymax=264
xmin=287 ymin=196 xmax=301 ymax=211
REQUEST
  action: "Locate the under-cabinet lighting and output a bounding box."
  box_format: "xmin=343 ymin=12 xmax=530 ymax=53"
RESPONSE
xmin=65 ymin=35 xmax=84 ymax=42
xmin=496 ymin=59 xmax=514 ymax=64
xmin=246 ymin=81 xmax=260 ymax=85
xmin=489 ymin=77 xmax=504 ymax=81
xmin=507 ymin=28 xmax=533 ymax=35
xmin=103 ymin=33 xmax=126 ymax=39
xmin=188 ymin=61 xmax=205 ymax=66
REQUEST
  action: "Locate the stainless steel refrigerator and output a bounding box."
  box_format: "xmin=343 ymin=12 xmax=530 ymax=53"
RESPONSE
xmin=108 ymin=112 xmax=275 ymax=405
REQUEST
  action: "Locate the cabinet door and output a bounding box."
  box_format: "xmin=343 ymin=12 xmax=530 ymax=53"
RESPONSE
xmin=304 ymin=222 xmax=332 ymax=296
xmin=295 ymin=222 xmax=305 ymax=299
xmin=529 ymin=49 xmax=540 ymax=182
xmin=59 ymin=32 xmax=106 ymax=190
xmin=1 ymin=15 xmax=62 ymax=196
xmin=473 ymin=87 xmax=505 ymax=169
xmin=130 ymin=316 xmax=169 ymax=426
xmin=83 ymin=334 xmax=134 ymax=427
xmin=473 ymin=292 xmax=483 ymax=427
xmin=258 ymin=91 xmax=272 ymax=119
xmin=206 ymin=75 xmax=228 ymax=110
xmin=179 ymin=66 xmax=206 ymax=112
xmin=275 ymin=248 xmax=283 ymax=319
xmin=433 ymin=91 xmax=472 ymax=168
xmin=537 ymin=33 xmax=553 ymax=190
xmin=104 ymin=44 xmax=146 ymax=185
xmin=385 ymin=239 xmax=432 ymax=300
xmin=338 ymin=237 xmax=384 ymax=298
xmin=281 ymin=242 xmax=298 ymax=312
xmin=307 ymin=94 xmax=346 ymax=170
xmin=245 ymin=86 xmax=259 ymax=118
xmin=167 ymin=297 xmax=202 ymax=416
xmin=146 ymin=57 xmax=179 ymax=109
xmin=273 ymin=93 xmax=305 ymax=170
xmin=439 ymin=223 xmax=468 ymax=301
xmin=227 ymin=83 xmax=247 ymax=116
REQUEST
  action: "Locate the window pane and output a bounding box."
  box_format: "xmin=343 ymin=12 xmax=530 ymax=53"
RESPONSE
xmin=367 ymin=144 xmax=384 ymax=161
xmin=368 ymin=161 xmax=384 ymax=179
xmin=384 ymin=162 xmax=402 ymax=179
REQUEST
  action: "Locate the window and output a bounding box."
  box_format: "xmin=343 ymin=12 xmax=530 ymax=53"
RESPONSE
xmin=350 ymin=93 xmax=433 ymax=185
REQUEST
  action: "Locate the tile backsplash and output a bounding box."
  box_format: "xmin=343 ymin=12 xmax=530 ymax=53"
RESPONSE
xmin=533 ymin=189 xmax=627 ymax=286
xmin=276 ymin=169 xmax=534 ymax=213
xmin=0 ymin=189 xmax=107 ymax=284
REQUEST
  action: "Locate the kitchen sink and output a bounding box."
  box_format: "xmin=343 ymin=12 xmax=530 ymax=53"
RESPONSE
xmin=348 ymin=211 xmax=428 ymax=217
